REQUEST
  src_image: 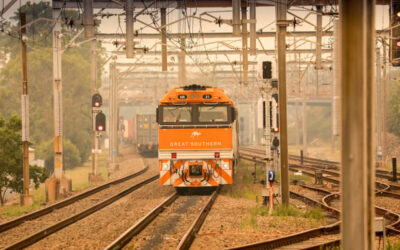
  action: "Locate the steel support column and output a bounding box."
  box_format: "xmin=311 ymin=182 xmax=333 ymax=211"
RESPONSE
xmin=332 ymin=20 xmax=340 ymax=152
xmin=232 ymin=0 xmax=241 ymax=36
xmin=91 ymin=39 xmax=98 ymax=177
xmin=20 ymin=13 xmax=33 ymax=206
xmin=178 ymin=38 xmax=186 ymax=86
xmin=340 ymin=1 xmax=375 ymax=249
xmin=109 ymin=60 xmax=118 ymax=170
xmin=83 ymin=0 xmax=94 ymax=38
xmin=276 ymin=0 xmax=289 ymax=206
xmin=366 ymin=1 xmax=376 ymax=247
xmin=242 ymin=6 xmax=248 ymax=85
xmin=53 ymin=8 xmax=63 ymax=179
xmin=126 ymin=0 xmax=134 ymax=58
xmin=249 ymin=0 xmax=256 ymax=55
xmin=161 ymin=8 xmax=167 ymax=71
xmin=315 ymin=5 xmax=322 ymax=69
xmin=382 ymin=40 xmax=387 ymax=162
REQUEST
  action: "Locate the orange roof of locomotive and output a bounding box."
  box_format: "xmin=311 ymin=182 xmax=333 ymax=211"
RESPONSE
xmin=159 ymin=86 xmax=234 ymax=106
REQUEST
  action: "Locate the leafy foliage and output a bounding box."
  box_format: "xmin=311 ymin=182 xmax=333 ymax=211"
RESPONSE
xmin=0 ymin=115 xmax=48 ymax=205
xmin=0 ymin=1 xmax=104 ymax=173
xmin=388 ymin=80 xmax=400 ymax=138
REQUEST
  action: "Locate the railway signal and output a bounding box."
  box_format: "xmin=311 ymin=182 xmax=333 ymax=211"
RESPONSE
xmin=92 ymin=93 xmax=102 ymax=108
xmin=262 ymin=61 xmax=272 ymax=79
xmin=391 ymin=0 xmax=400 ymax=66
xmin=95 ymin=112 xmax=106 ymax=131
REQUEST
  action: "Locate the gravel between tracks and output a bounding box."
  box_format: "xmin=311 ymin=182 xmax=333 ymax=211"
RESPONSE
xmin=190 ymin=187 xmax=330 ymax=249
xmin=26 ymin=158 xmax=175 ymax=249
xmin=126 ymin=195 xmax=209 ymax=250
xmin=0 ymin=148 xmax=159 ymax=249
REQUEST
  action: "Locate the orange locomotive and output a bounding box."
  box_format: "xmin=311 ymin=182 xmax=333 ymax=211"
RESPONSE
xmin=156 ymin=85 xmax=239 ymax=188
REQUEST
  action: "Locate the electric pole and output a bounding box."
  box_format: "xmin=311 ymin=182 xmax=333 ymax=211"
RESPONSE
xmin=20 ymin=13 xmax=33 ymax=206
xmin=276 ymin=0 xmax=289 ymax=206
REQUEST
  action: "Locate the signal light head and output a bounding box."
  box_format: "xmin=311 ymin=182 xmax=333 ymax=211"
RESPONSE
xmin=97 ymin=125 xmax=104 ymax=131
xmin=92 ymin=93 xmax=103 ymax=108
xmin=215 ymin=152 xmax=220 ymax=158
xmin=171 ymin=153 xmax=177 ymax=159
xmin=397 ymin=11 xmax=400 ymax=18
xmin=272 ymin=127 xmax=279 ymax=132
xmin=397 ymin=40 xmax=400 ymax=47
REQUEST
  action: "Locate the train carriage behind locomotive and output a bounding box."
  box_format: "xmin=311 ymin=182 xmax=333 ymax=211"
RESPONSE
xmin=156 ymin=85 xmax=239 ymax=188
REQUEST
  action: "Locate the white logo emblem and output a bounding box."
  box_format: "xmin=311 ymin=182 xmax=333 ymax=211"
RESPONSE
xmin=190 ymin=131 xmax=201 ymax=138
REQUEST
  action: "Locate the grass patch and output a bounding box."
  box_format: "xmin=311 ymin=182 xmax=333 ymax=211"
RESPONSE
xmin=64 ymin=151 xmax=108 ymax=191
xmin=303 ymin=206 xmax=325 ymax=221
xmin=239 ymin=204 xmax=326 ymax=232
xmin=387 ymin=239 xmax=400 ymax=250
xmin=0 ymin=151 xmax=109 ymax=219
xmin=289 ymin=172 xmax=312 ymax=183
xmin=240 ymin=213 xmax=258 ymax=229
xmin=222 ymin=160 xmax=261 ymax=201
xmin=271 ymin=204 xmax=302 ymax=217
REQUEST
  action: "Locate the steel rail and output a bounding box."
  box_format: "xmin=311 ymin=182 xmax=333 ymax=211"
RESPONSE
xmin=301 ymin=239 xmax=341 ymax=250
xmin=241 ymin=147 xmax=400 ymax=178
xmin=176 ymin=187 xmax=220 ymax=250
xmin=240 ymin=150 xmax=400 ymax=195
xmin=104 ymin=192 xmax=179 ymax=250
xmin=227 ymin=190 xmax=340 ymax=250
xmin=300 ymin=184 xmax=400 ymax=235
xmin=229 ymin=157 xmax=400 ymax=249
xmin=227 ymin=224 xmax=340 ymax=250
xmin=0 ymin=166 xmax=149 ymax=233
xmin=3 ymin=175 xmax=158 ymax=250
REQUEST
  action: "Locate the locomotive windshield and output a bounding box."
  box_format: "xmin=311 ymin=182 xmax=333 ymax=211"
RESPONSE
xmin=162 ymin=106 xmax=192 ymax=123
xmin=198 ymin=106 xmax=228 ymax=122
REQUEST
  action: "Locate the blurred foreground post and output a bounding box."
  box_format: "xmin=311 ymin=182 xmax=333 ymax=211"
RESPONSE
xmin=340 ymin=0 xmax=375 ymax=248
xmin=275 ymin=0 xmax=289 ymax=206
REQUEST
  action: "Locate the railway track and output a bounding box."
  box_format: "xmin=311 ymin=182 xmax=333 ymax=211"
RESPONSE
xmin=0 ymin=166 xmax=149 ymax=234
xmin=233 ymin=149 xmax=400 ymax=249
xmin=105 ymin=188 xmax=220 ymax=250
xmin=227 ymin=186 xmax=340 ymax=250
xmin=240 ymin=147 xmax=400 ymax=180
xmin=2 ymin=174 xmax=158 ymax=249
xmin=239 ymin=147 xmax=400 ymax=199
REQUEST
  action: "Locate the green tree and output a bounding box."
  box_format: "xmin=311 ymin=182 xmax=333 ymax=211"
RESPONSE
xmin=388 ymin=80 xmax=400 ymax=138
xmin=0 ymin=115 xmax=48 ymax=205
xmin=0 ymin=1 xmax=104 ymax=170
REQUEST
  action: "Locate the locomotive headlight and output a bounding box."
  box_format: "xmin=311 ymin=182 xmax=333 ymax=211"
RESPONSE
xmin=222 ymin=162 xmax=229 ymax=170
xmin=162 ymin=163 xmax=169 ymax=171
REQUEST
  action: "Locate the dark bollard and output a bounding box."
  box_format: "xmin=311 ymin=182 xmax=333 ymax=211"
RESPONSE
xmin=300 ymin=150 xmax=304 ymax=165
xmin=393 ymin=158 xmax=398 ymax=182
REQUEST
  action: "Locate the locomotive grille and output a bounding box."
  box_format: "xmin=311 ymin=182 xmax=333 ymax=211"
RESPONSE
xmin=189 ymin=165 xmax=202 ymax=176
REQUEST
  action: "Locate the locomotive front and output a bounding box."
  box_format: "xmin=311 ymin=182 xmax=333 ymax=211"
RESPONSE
xmin=157 ymin=85 xmax=238 ymax=188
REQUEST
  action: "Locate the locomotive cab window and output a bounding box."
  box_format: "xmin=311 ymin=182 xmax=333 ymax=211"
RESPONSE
xmin=162 ymin=106 xmax=192 ymax=123
xmin=198 ymin=105 xmax=228 ymax=123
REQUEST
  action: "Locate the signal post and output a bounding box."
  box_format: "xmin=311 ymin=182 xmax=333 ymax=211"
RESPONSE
xmin=45 ymin=8 xmax=71 ymax=202
xmin=261 ymin=62 xmax=279 ymax=211
xmin=89 ymin=93 xmax=105 ymax=182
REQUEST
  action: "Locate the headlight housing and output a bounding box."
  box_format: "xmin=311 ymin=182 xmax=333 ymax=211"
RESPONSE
xmin=162 ymin=163 xmax=169 ymax=171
